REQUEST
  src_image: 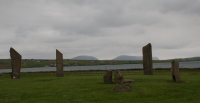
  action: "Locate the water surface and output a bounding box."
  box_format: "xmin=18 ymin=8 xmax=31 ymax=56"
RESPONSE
xmin=0 ymin=61 xmax=200 ymax=73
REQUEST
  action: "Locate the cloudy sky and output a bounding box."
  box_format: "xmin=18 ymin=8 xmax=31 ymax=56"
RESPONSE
xmin=0 ymin=0 xmax=200 ymax=60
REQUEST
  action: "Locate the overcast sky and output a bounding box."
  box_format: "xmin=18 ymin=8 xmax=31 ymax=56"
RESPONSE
xmin=0 ymin=0 xmax=200 ymax=60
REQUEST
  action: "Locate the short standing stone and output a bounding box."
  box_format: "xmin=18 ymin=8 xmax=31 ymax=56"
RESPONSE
xmin=56 ymin=49 xmax=64 ymax=77
xmin=113 ymin=70 xmax=124 ymax=84
xmin=171 ymin=60 xmax=181 ymax=82
xmin=113 ymin=71 xmax=132 ymax=92
xmin=10 ymin=47 xmax=21 ymax=79
xmin=103 ymin=70 xmax=113 ymax=84
xmin=142 ymin=43 xmax=153 ymax=75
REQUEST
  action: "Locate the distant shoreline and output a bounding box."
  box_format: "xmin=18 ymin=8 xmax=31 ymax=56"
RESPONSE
xmin=1 ymin=61 xmax=200 ymax=74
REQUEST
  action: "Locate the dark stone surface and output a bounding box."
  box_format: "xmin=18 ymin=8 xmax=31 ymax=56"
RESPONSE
xmin=103 ymin=70 xmax=113 ymax=84
xmin=113 ymin=70 xmax=124 ymax=84
xmin=113 ymin=71 xmax=132 ymax=92
xmin=10 ymin=48 xmax=21 ymax=79
xmin=142 ymin=43 xmax=153 ymax=75
xmin=56 ymin=49 xmax=64 ymax=77
xmin=171 ymin=60 xmax=181 ymax=82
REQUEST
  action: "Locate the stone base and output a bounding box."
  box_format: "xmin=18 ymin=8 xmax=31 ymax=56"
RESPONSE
xmin=113 ymin=83 xmax=132 ymax=92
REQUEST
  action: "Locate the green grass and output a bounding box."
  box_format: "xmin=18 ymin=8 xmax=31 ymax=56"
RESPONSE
xmin=0 ymin=70 xmax=200 ymax=103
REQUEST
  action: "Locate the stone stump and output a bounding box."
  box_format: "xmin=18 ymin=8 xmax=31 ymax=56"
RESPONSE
xmin=113 ymin=71 xmax=132 ymax=92
xmin=142 ymin=43 xmax=153 ymax=75
xmin=113 ymin=70 xmax=124 ymax=84
xmin=103 ymin=70 xmax=113 ymax=84
xmin=171 ymin=60 xmax=181 ymax=82
xmin=10 ymin=48 xmax=21 ymax=79
xmin=56 ymin=49 xmax=64 ymax=77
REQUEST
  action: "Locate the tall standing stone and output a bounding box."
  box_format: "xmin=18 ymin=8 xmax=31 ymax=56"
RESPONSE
xmin=56 ymin=49 xmax=64 ymax=77
xmin=142 ymin=43 xmax=153 ymax=75
xmin=103 ymin=70 xmax=113 ymax=84
xmin=171 ymin=60 xmax=181 ymax=82
xmin=10 ymin=48 xmax=22 ymax=79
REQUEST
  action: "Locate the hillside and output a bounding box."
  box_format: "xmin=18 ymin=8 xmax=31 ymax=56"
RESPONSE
xmin=71 ymin=55 xmax=98 ymax=60
xmin=113 ymin=55 xmax=159 ymax=60
xmin=171 ymin=57 xmax=200 ymax=61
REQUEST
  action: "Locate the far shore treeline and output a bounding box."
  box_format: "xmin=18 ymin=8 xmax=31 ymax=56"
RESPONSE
xmin=0 ymin=57 xmax=200 ymax=69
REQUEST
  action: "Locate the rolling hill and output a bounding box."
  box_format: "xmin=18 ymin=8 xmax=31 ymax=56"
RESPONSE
xmin=113 ymin=55 xmax=159 ymax=60
xmin=71 ymin=55 xmax=98 ymax=60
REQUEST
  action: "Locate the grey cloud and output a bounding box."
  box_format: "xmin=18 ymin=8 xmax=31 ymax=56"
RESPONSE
xmin=0 ymin=0 xmax=200 ymax=59
xmin=159 ymin=0 xmax=200 ymax=15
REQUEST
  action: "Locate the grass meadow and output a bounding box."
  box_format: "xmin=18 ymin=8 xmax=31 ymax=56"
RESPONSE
xmin=0 ymin=70 xmax=200 ymax=103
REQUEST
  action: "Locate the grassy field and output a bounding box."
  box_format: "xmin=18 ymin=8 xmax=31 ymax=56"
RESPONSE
xmin=0 ymin=70 xmax=200 ymax=103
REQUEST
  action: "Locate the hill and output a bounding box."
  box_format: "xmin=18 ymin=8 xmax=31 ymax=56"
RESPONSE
xmin=113 ymin=55 xmax=159 ymax=60
xmin=71 ymin=55 xmax=98 ymax=60
xmin=170 ymin=57 xmax=200 ymax=61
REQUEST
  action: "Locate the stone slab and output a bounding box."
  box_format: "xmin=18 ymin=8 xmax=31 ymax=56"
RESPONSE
xmin=56 ymin=49 xmax=64 ymax=77
xmin=142 ymin=43 xmax=153 ymax=75
xmin=171 ymin=60 xmax=181 ymax=82
xmin=10 ymin=48 xmax=21 ymax=79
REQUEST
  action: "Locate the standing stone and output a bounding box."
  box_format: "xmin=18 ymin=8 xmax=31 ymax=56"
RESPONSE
xmin=142 ymin=43 xmax=153 ymax=75
xmin=56 ymin=49 xmax=64 ymax=77
xmin=103 ymin=70 xmax=113 ymax=84
xmin=113 ymin=70 xmax=124 ymax=84
xmin=113 ymin=70 xmax=132 ymax=92
xmin=10 ymin=48 xmax=21 ymax=79
xmin=171 ymin=60 xmax=181 ymax=82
